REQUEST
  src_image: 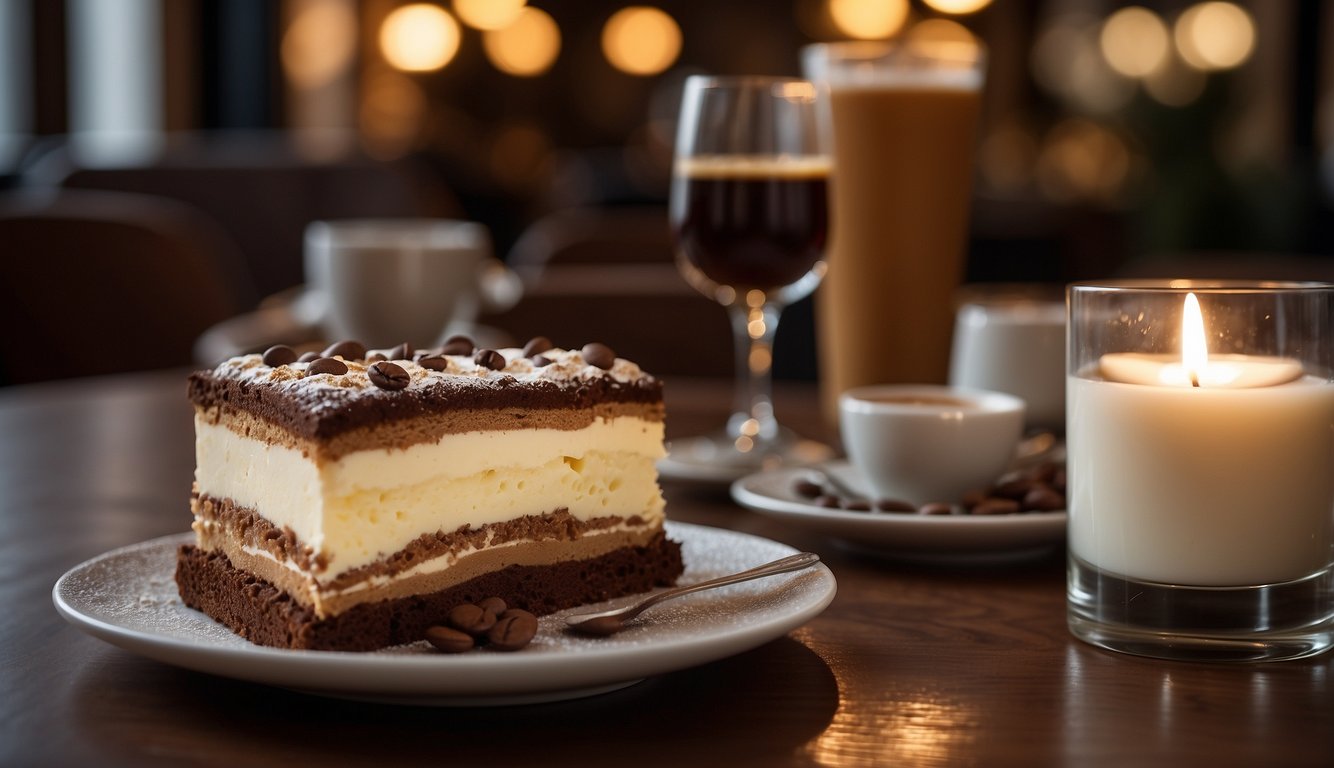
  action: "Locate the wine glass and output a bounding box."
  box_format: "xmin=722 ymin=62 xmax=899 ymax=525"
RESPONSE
xmin=665 ymin=76 xmax=833 ymax=480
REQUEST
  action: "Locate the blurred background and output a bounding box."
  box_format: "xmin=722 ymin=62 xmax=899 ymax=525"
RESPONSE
xmin=1 ymin=0 xmax=1332 ymax=386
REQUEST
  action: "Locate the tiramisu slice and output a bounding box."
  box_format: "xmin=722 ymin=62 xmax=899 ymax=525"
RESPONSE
xmin=175 ymin=336 xmax=683 ymax=651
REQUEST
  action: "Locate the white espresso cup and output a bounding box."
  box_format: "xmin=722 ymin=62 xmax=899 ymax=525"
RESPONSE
xmin=304 ymin=219 xmax=521 ymax=348
xmin=840 ymin=384 xmax=1025 ymax=505
xmin=948 ymin=297 xmax=1066 ymax=430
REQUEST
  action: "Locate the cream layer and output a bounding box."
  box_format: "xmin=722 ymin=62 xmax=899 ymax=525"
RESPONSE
xmin=195 ymin=518 xmax=656 ymax=617
xmin=193 ymin=415 xmax=666 ymax=579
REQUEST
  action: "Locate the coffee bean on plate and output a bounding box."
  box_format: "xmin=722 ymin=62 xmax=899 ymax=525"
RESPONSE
xmin=479 ymin=596 xmax=507 ymax=616
xmin=448 ymin=603 xmax=497 ymax=637
xmin=992 ymin=478 xmax=1032 ymax=501
xmin=262 ymin=344 xmax=298 ymax=367
xmin=522 ymin=336 xmax=553 ymax=358
xmin=321 ymin=340 xmax=366 ymax=360
xmin=815 ymin=495 xmax=841 ymax=509
xmin=919 ymin=502 xmax=953 ymax=516
xmin=875 ymin=499 xmax=916 ymax=513
xmin=425 ymin=625 xmax=475 ymax=653
xmin=842 ymin=499 xmax=873 ymax=511
xmin=474 ymin=348 xmax=506 ymax=371
xmin=488 ymin=610 xmax=538 ymax=651
xmin=305 ymin=357 xmax=348 ymax=376
xmin=960 ymin=489 xmax=988 ymax=510
xmin=581 ymin=342 xmax=616 ymax=370
xmin=368 ymin=361 xmax=410 ymax=391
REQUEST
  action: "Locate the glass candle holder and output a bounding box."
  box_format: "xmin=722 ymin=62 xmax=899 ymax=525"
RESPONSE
xmin=1066 ymin=280 xmax=1334 ymax=662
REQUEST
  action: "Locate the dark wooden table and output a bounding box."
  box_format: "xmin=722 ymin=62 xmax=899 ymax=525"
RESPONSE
xmin=3 ymin=371 xmax=1331 ymax=767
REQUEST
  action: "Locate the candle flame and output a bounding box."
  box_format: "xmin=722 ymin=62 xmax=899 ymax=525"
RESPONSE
xmin=1181 ymin=293 xmax=1208 ymax=385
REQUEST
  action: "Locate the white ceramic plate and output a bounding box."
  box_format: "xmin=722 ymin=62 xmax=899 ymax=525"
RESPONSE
xmin=53 ymin=522 xmax=836 ymax=706
xmin=731 ymin=460 xmax=1066 ymax=563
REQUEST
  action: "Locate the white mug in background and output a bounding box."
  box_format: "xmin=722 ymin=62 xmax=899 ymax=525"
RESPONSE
xmin=303 ymin=219 xmax=521 ymax=349
xmin=839 ymin=384 xmax=1025 ymax=505
xmin=948 ymin=297 xmax=1066 ymax=430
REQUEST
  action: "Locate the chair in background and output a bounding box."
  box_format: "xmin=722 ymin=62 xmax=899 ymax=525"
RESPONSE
xmin=0 ymin=189 xmax=245 ymax=385
xmin=28 ymin=132 xmax=460 ymax=306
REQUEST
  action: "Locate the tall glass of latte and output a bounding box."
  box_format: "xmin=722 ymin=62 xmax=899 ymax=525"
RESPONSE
xmin=803 ymin=41 xmax=985 ymax=423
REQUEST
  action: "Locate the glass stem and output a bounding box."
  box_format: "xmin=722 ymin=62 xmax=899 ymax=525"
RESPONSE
xmin=726 ymin=299 xmax=783 ymax=453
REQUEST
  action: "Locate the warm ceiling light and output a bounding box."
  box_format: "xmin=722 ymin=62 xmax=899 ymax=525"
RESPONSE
xmin=1175 ymin=2 xmax=1255 ymax=71
xmin=484 ymin=6 xmax=560 ymax=76
xmin=921 ymin=0 xmax=993 ymax=15
xmin=601 ymin=7 xmax=682 ymax=76
xmin=454 ymin=0 xmax=526 ymax=31
xmin=829 ymin=0 xmax=910 ymax=40
xmin=282 ymin=0 xmax=358 ymax=89
xmin=907 ymin=18 xmax=976 ymax=47
xmin=379 ymin=4 xmax=461 ymax=72
xmin=1100 ymin=6 xmax=1170 ymax=78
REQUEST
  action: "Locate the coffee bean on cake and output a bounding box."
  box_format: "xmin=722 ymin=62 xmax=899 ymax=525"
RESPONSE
xmin=522 ymin=336 xmax=553 ymax=358
xmin=306 ymin=357 xmax=348 ymax=376
xmin=474 ymin=349 xmax=506 ymax=370
xmin=581 ymin=342 xmax=616 ymax=370
xmin=368 ymin=361 xmax=410 ymax=391
xmin=262 ymin=345 xmax=298 ymax=367
xmin=441 ymin=335 xmax=474 ymax=356
xmin=321 ymin=340 xmax=366 ymax=361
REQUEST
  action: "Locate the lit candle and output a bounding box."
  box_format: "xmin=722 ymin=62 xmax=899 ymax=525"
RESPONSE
xmin=1068 ymin=293 xmax=1334 ymax=587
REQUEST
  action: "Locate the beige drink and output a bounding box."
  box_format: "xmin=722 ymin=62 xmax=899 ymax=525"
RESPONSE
xmin=807 ymin=44 xmax=984 ymax=422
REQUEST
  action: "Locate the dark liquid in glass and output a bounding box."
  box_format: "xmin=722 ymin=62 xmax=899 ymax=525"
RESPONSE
xmin=672 ymin=166 xmax=829 ymax=292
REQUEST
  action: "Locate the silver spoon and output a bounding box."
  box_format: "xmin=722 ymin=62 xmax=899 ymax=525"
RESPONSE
xmin=564 ymin=551 xmax=822 ymax=635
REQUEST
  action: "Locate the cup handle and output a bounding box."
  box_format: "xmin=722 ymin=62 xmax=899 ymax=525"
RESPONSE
xmin=477 ymin=259 xmax=523 ymax=313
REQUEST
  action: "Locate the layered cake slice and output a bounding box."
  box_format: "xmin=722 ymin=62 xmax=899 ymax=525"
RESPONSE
xmin=175 ymin=336 xmax=683 ymax=651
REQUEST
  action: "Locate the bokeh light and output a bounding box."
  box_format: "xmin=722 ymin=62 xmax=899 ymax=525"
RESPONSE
xmin=379 ymin=4 xmax=460 ymax=73
xmin=281 ymin=0 xmax=357 ymax=89
xmin=921 ymin=0 xmax=993 ymax=15
xmin=359 ymin=70 xmax=427 ymax=158
xmin=1175 ymin=2 xmax=1255 ymax=71
xmin=1037 ymin=118 xmax=1132 ymax=204
xmin=484 ymin=7 xmax=560 ymax=76
xmin=1144 ymin=55 xmax=1207 ymax=107
xmin=602 ymin=7 xmax=682 ymax=76
xmin=1032 ymin=15 xmax=1135 ymax=114
xmin=906 ymin=18 xmax=977 ymax=51
xmin=829 ymin=0 xmax=910 ymax=40
xmin=454 ymin=0 xmax=526 ymax=31
xmin=1100 ymin=6 xmax=1170 ymax=78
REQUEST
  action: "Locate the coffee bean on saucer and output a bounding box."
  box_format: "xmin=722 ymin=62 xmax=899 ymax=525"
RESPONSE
xmin=474 ymin=348 xmax=506 ymax=371
xmin=875 ymin=499 xmax=916 ymax=513
xmin=418 ymin=355 xmax=449 ymax=371
xmin=919 ymin=502 xmax=953 ymax=516
xmin=793 ymin=480 xmax=823 ymax=499
xmin=297 ymin=351 xmax=320 ymax=363
xmin=441 ymin=335 xmax=475 ymax=356
xmin=842 ymin=499 xmax=873 ymax=512
xmin=1052 ymin=469 xmax=1067 ymax=494
xmin=305 ymin=357 xmax=348 ymax=376
xmin=261 ymin=344 xmax=298 ymax=367
xmin=488 ymin=609 xmax=538 ymax=651
xmin=973 ymin=497 xmax=1021 ymax=515
xmin=815 ymin=495 xmax=841 ymax=509
xmin=522 ymin=336 xmax=553 ymax=358
xmin=1030 ymin=461 xmax=1061 ymax=484
xmin=960 ymin=488 xmax=988 ymax=511
xmin=321 ymin=340 xmax=366 ymax=361
xmin=448 ymin=604 xmax=497 ymax=637
xmin=1022 ymin=486 xmax=1065 ymax=512
xmin=581 ymin=342 xmax=616 ymax=370
xmin=992 ymin=478 xmax=1032 ymax=501
xmin=368 ymin=361 xmax=410 ymax=391
xmin=425 ymin=625 xmax=475 ymax=653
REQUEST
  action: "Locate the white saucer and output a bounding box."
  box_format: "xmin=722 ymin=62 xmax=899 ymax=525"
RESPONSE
xmin=730 ymin=461 xmax=1066 ymax=562
xmin=53 ymin=522 xmax=836 ymax=706
xmin=658 ymin=434 xmax=835 ymax=486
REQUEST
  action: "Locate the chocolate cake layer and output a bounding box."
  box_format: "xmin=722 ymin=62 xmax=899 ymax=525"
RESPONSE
xmin=176 ymin=534 xmax=684 ymax=651
xmin=187 ymin=356 xmax=662 ymax=442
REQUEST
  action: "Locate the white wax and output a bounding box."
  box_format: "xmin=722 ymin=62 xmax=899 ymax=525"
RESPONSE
xmin=1068 ymin=371 xmax=1334 ymax=586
